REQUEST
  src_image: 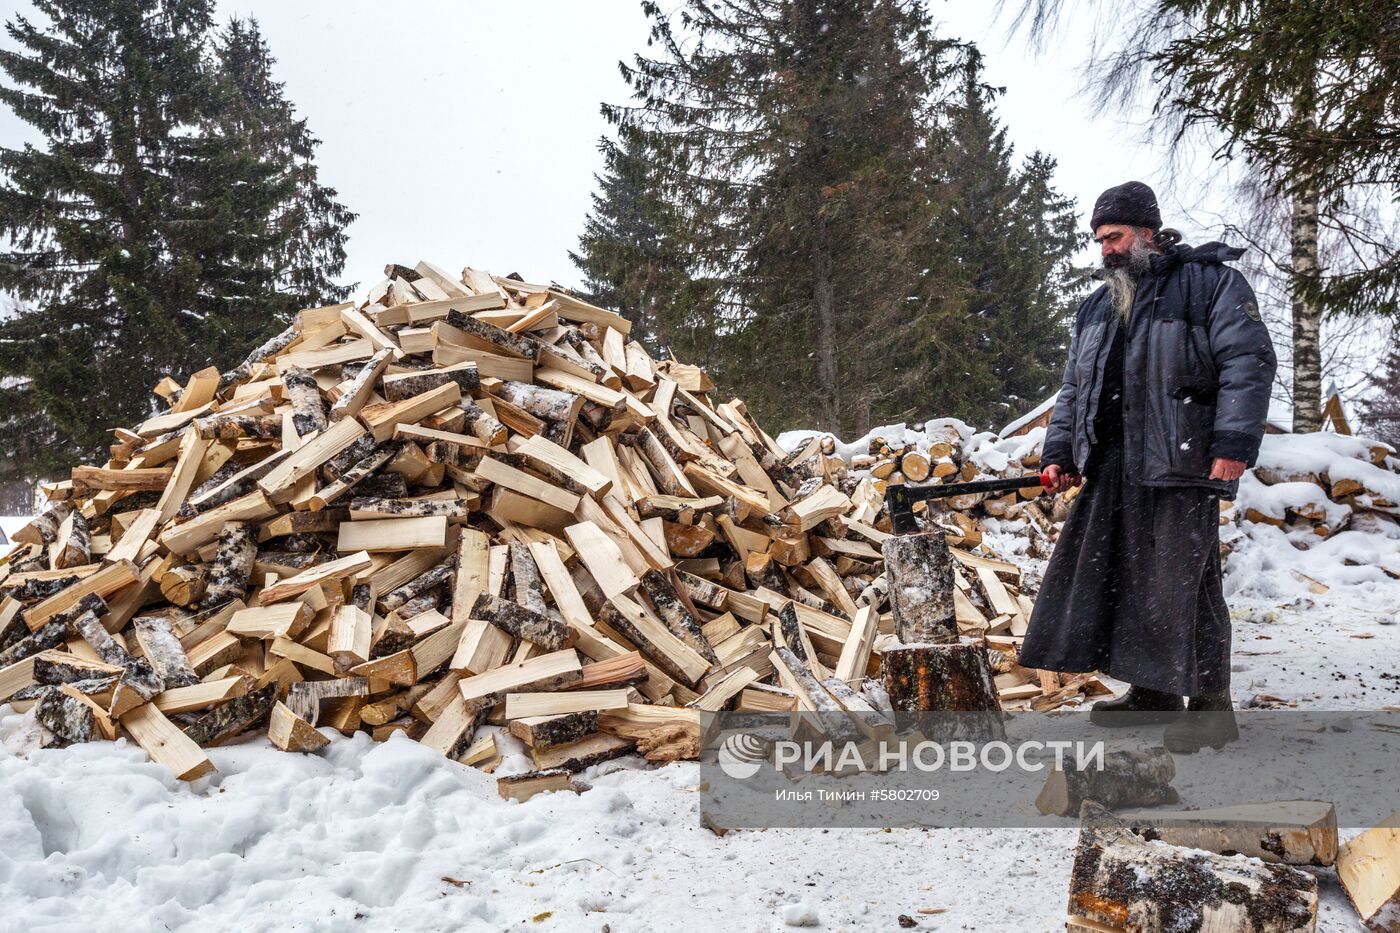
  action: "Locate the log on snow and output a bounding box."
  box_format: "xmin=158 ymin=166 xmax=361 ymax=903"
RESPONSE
xmin=1338 ymin=812 xmax=1400 ymax=933
xmin=1036 ymin=747 xmax=1179 ymax=817
xmin=1117 ymin=800 xmax=1338 ymax=867
xmin=1067 ymin=801 xmax=1318 ymax=933
xmin=881 ymin=638 xmax=1003 ymax=740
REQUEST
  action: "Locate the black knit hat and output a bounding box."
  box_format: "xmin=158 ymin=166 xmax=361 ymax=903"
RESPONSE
xmin=1090 ymin=181 xmax=1161 ymax=232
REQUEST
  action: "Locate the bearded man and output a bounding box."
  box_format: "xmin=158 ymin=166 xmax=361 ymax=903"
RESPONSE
xmin=1018 ymin=181 xmax=1277 ymax=752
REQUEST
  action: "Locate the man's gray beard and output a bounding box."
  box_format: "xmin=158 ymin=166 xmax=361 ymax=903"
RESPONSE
xmin=1104 ymin=239 xmax=1157 ymax=320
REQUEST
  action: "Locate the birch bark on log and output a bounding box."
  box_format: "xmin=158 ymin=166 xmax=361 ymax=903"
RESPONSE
xmin=639 ymin=569 xmax=718 ymax=664
xmin=1036 ymin=747 xmax=1179 ymax=816
xmin=201 ymin=522 xmax=256 ymax=607
xmin=283 ymin=366 xmax=329 ymax=437
xmin=1068 ymin=801 xmax=1318 ymax=933
xmin=882 ymin=531 xmax=956 ymax=644
xmin=131 ymin=616 xmax=200 ymax=688
xmin=495 ymin=381 xmax=583 ymax=423
xmin=460 ymin=400 xmax=507 ymax=446
xmin=471 ymin=593 xmax=572 ymax=651
xmin=509 ymin=545 xmax=550 ymax=618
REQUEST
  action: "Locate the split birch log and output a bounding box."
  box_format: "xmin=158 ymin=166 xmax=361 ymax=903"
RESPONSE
xmin=68 ymin=609 xmax=129 ymax=666
xmin=323 ymin=432 xmax=380 ymax=480
xmin=639 ymin=569 xmax=718 ymax=665
xmin=50 ymin=510 xmax=90 ymax=570
xmin=508 ymin=711 xmax=598 ymax=749
xmin=181 ymin=450 xmax=288 ymax=517
xmin=201 ymin=522 xmax=256 ymax=608
xmin=1036 ymin=747 xmax=1179 ymax=816
xmin=131 ymin=616 xmax=200 ymax=689
xmin=218 ymin=322 xmax=296 ymax=390
xmin=0 ymin=595 xmax=108 ymax=666
xmin=268 ymin=701 xmax=330 ymax=753
xmin=330 ymin=347 xmax=395 ymax=421
xmin=35 ymin=686 xmax=96 ymax=745
xmin=379 ymin=558 xmax=455 ymax=612
xmin=1067 ymin=801 xmax=1318 ymax=933
xmin=282 ymin=366 xmax=328 ymax=436
xmin=772 ymin=601 xmax=809 ymax=661
xmin=494 ymin=381 xmax=584 ymax=424
xmin=310 ymin=444 xmax=398 ymax=510
xmin=460 ymin=400 xmax=508 ymax=446
xmin=531 ymin=733 xmax=637 ymax=772
xmin=31 ymin=651 xmax=123 ymax=686
xmin=509 ymin=545 xmax=549 ymax=617
xmin=13 ymin=501 xmax=71 ymax=546
xmin=382 ymin=362 xmax=480 ymax=402
xmin=328 ymin=603 xmax=372 ymax=672
xmin=597 ymin=599 xmax=707 ymax=689
xmin=1338 ymin=811 xmax=1400 ymax=933
xmin=770 ymin=645 xmax=864 ymax=747
xmin=159 ymin=564 xmax=207 ymax=607
xmin=1116 ymin=800 xmax=1338 ymax=868
xmin=182 ymin=684 xmax=277 ymax=746
xmin=195 ymin=414 xmax=283 ymax=440
xmin=497 ymin=768 xmax=576 ymax=802
xmin=444 ymin=308 xmax=540 ymax=360
xmin=471 ymin=593 xmax=572 ymax=651
xmin=348 ymin=497 xmax=470 ymax=521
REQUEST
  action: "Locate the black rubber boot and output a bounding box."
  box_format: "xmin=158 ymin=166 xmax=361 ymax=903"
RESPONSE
xmin=1163 ymin=690 xmax=1239 ymax=753
xmin=1089 ymin=685 xmax=1185 ymax=727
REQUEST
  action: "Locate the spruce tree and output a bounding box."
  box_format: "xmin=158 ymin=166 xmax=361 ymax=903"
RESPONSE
xmin=601 ymin=1 xmax=1088 ymax=437
xmin=0 ymin=2 xmax=352 ymax=483
xmin=612 ymin=0 xmax=967 ymax=437
xmin=917 ymin=57 xmax=1086 ymax=428
xmin=1360 ymin=329 xmax=1400 ymax=449
xmin=570 ymin=126 xmax=717 ymax=365
xmin=214 ymin=17 xmax=354 ymax=315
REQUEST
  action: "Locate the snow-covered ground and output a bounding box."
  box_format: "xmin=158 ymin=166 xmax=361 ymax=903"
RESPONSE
xmin=3 ymin=561 xmax=1395 ymax=931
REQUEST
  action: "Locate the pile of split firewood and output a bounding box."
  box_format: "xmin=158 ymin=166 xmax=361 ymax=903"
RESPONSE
xmin=0 ymin=260 xmax=1099 ymax=788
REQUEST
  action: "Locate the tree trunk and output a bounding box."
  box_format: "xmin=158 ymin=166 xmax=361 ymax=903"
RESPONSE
xmin=813 ymin=214 xmax=840 ymax=433
xmin=1290 ymin=182 xmax=1322 ymax=433
xmin=1290 ymin=82 xmax=1323 ymax=434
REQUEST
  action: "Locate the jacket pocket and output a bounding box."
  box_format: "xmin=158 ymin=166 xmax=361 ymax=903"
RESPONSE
xmin=1168 ymin=394 xmax=1215 ymax=477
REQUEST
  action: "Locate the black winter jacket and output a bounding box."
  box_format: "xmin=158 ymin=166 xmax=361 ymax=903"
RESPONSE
xmin=1040 ymin=242 xmax=1277 ymax=497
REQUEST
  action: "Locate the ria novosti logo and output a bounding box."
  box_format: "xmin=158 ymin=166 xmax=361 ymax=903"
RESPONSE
xmin=713 ymin=733 xmax=1105 ymax=778
xmin=717 ymin=733 xmax=767 ymax=779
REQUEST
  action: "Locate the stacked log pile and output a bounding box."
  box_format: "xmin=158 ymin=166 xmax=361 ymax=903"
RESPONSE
xmin=1226 ymin=432 xmax=1400 ymax=575
xmin=834 ymin=418 xmax=1400 ymax=582
xmin=0 ymin=260 xmax=1105 ymax=785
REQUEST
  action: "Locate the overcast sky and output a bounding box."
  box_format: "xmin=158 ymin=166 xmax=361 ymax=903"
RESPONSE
xmin=0 ymin=0 xmax=1231 ymax=295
